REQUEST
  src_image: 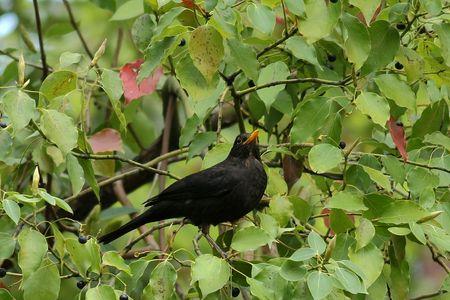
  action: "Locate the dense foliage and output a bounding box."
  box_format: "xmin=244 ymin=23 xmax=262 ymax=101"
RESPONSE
xmin=0 ymin=0 xmax=450 ymax=299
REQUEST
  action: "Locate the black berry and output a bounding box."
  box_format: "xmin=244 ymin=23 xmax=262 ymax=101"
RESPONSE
xmin=120 ymin=294 xmax=129 ymax=300
xmin=396 ymin=121 xmax=403 ymax=127
xmin=232 ymin=287 xmax=240 ymax=297
xmin=78 ymin=236 xmax=88 ymax=244
xmin=396 ymin=23 xmax=406 ymax=30
xmin=339 ymin=141 xmax=346 ymax=149
xmin=330 ymin=0 xmax=338 ymax=3
xmin=0 ymin=122 xmax=6 ymax=128
xmin=248 ymin=80 xmax=255 ymax=87
xmin=179 ymin=39 xmax=186 ymax=47
xmin=395 ymin=62 xmax=403 ymax=70
xmin=76 ymin=280 xmax=86 ymax=289
xmin=327 ymin=54 xmax=336 ymax=62
xmin=0 ymin=268 xmax=6 ymax=278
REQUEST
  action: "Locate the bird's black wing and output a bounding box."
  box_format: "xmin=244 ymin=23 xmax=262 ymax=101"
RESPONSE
xmin=143 ymin=161 xmax=239 ymax=207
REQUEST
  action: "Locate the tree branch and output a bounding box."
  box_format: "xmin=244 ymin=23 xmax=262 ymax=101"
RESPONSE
xmin=236 ymin=77 xmax=350 ymax=97
xmin=62 ymin=0 xmax=94 ymax=59
xmin=72 ymin=152 xmax=180 ymax=180
xmin=32 ymin=0 xmax=48 ymax=79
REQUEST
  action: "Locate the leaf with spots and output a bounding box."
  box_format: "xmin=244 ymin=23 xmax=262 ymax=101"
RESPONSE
xmin=188 ymin=25 xmax=224 ymax=81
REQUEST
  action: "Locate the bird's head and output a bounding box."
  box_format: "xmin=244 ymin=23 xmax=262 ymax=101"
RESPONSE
xmin=228 ymin=130 xmax=261 ymax=159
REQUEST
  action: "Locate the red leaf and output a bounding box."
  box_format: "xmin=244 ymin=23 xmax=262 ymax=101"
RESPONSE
xmin=181 ymin=0 xmax=195 ymax=8
xmin=369 ymin=3 xmax=383 ymax=24
xmin=387 ymin=116 xmax=408 ymax=161
xmin=89 ymin=128 xmax=123 ymax=153
xmin=119 ymin=59 xmax=163 ymax=104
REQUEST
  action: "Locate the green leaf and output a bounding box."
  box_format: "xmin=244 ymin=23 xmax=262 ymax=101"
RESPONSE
xmin=388 ymin=227 xmax=411 ymax=236
xmin=18 ymin=228 xmax=48 ymax=279
xmin=138 ymin=37 xmax=177 ymax=82
xmin=102 ymin=251 xmax=131 ymax=274
xmin=307 ymin=271 xmax=333 ymax=300
xmin=289 ymin=247 xmax=317 ymax=261
xmin=38 ymin=189 xmax=56 ymax=205
xmin=268 ymin=195 xmax=293 ymax=226
xmin=308 ymin=143 xmax=343 ymax=173
xmin=284 ymin=0 xmax=305 ymax=16
xmin=341 ymin=13 xmax=371 ymax=69
xmin=374 ymin=74 xmax=416 ymax=110
xmin=424 ymin=131 xmax=450 ymax=151
xmin=327 ymin=191 xmax=367 ymax=212
xmin=101 ymin=69 xmax=126 ymax=131
xmin=110 ymin=0 xmax=144 ymax=21
xmin=364 ymin=197 xmax=428 ymax=224
xmin=66 ymin=238 xmax=95 ymax=276
xmin=381 ymin=155 xmax=406 ymax=184
xmin=299 ymin=0 xmax=341 ymax=43
xmin=0 ymin=288 xmax=13 ymax=300
xmin=77 ymin=157 xmax=100 ymax=200
xmin=152 ymin=7 xmax=186 ymax=38
xmin=290 ymin=97 xmax=331 ymax=143
xmin=349 ymin=243 xmax=384 ymax=288
xmin=23 ymin=261 xmax=60 ymax=300
xmin=0 ymin=233 xmax=16 ymax=259
xmin=40 ymin=109 xmax=78 ymax=155
xmin=349 ymin=0 xmax=381 ymax=24
xmin=434 ymin=23 xmax=450 ymax=67
xmin=66 ymin=153 xmax=85 ymax=195
xmin=285 ymin=36 xmax=321 ymax=68
xmin=2 ymin=89 xmax=36 ymax=131
xmin=330 ymin=209 xmax=355 ymax=233
xmin=334 ymin=267 xmax=365 ymax=294
xmin=406 ymin=167 xmax=439 ymax=196
xmin=86 ymin=285 xmax=116 ymax=300
xmin=231 ymin=226 xmax=272 ymax=251
xmin=179 ymin=114 xmax=200 ymax=147
xmin=308 ymin=230 xmax=326 ymax=254
xmin=355 ymin=92 xmax=389 ymax=127
xmin=50 ymin=224 xmax=65 ymax=259
xmin=39 ymin=70 xmax=77 ymax=103
xmin=2 ymin=198 xmax=20 ymax=224
xmin=202 ymin=142 xmax=232 ymax=169
xmin=246 ymin=3 xmax=276 ymax=35
xmin=188 ymin=131 xmax=216 ymax=159
xmin=409 ymin=222 xmax=426 ymax=244
xmin=191 ymin=254 xmax=230 ymax=297
xmin=132 ymin=14 xmax=156 ymax=51
xmin=411 ymin=100 xmax=449 ymax=138
xmin=361 ymin=20 xmax=400 ymax=75
xmin=227 ymin=39 xmax=259 ymax=80
xmin=355 ymin=218 xmax=375 ymax=250
xmin=362 ymin=166 xmax=391 ymax=192
xmin=265 ymin=168 xmax=288 ymax=196
xmin=280 ymin=260 xmax=307 ymax=281
xmin=188 ymin=25 xmax=224 ymax=81
xmin=143 ymin=261 xmax=177 ymax=300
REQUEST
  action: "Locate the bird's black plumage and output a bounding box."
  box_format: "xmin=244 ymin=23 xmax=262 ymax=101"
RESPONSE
xmin=98 ymin=131 xmax=267 ymax=244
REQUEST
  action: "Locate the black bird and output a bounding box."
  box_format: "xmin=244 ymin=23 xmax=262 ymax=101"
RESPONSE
xmin=98 ymin=130 xmax=267 ymax=244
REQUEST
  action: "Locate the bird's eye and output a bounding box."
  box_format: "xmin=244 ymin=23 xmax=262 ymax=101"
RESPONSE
xmin=236 ymin=137 xmax=242 ymax=144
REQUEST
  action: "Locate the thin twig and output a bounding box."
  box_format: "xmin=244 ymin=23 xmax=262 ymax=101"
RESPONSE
xmin=112 ymin=28 xmax=123 ymax=67
xmin=121 ymin=219 xmax=185 ymax=254
xmin=410 ymin=290 xmax=448 ymax=300
xmin=236 ymin=77 xmax=350 ymax=96
xmin=427 ymin=241 xmax=450 ymax=274
xmin=72 ymin=152 xmax=180 ymax=180
xmin=216 ymin=87 xmax=229 ymax=141
xmin=0 ymin=50 xmax=49 ymax=71
xmin=32 ymin=0 xmax=48 ymax=79
xmin=62 ymin=0 xmax=94 ymax=59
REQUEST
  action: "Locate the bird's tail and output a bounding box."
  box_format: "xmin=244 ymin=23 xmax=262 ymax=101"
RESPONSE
xmin=98 ymin=204 xmax=174 ymax=244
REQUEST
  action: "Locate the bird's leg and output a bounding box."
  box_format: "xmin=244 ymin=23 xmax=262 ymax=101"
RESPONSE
xmin=201 ymin=225 xmax=228 ymax=259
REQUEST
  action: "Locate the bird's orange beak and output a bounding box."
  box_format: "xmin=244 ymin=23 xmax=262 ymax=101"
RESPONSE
xmin=243 ymin=130 xmax=259 ymax=145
